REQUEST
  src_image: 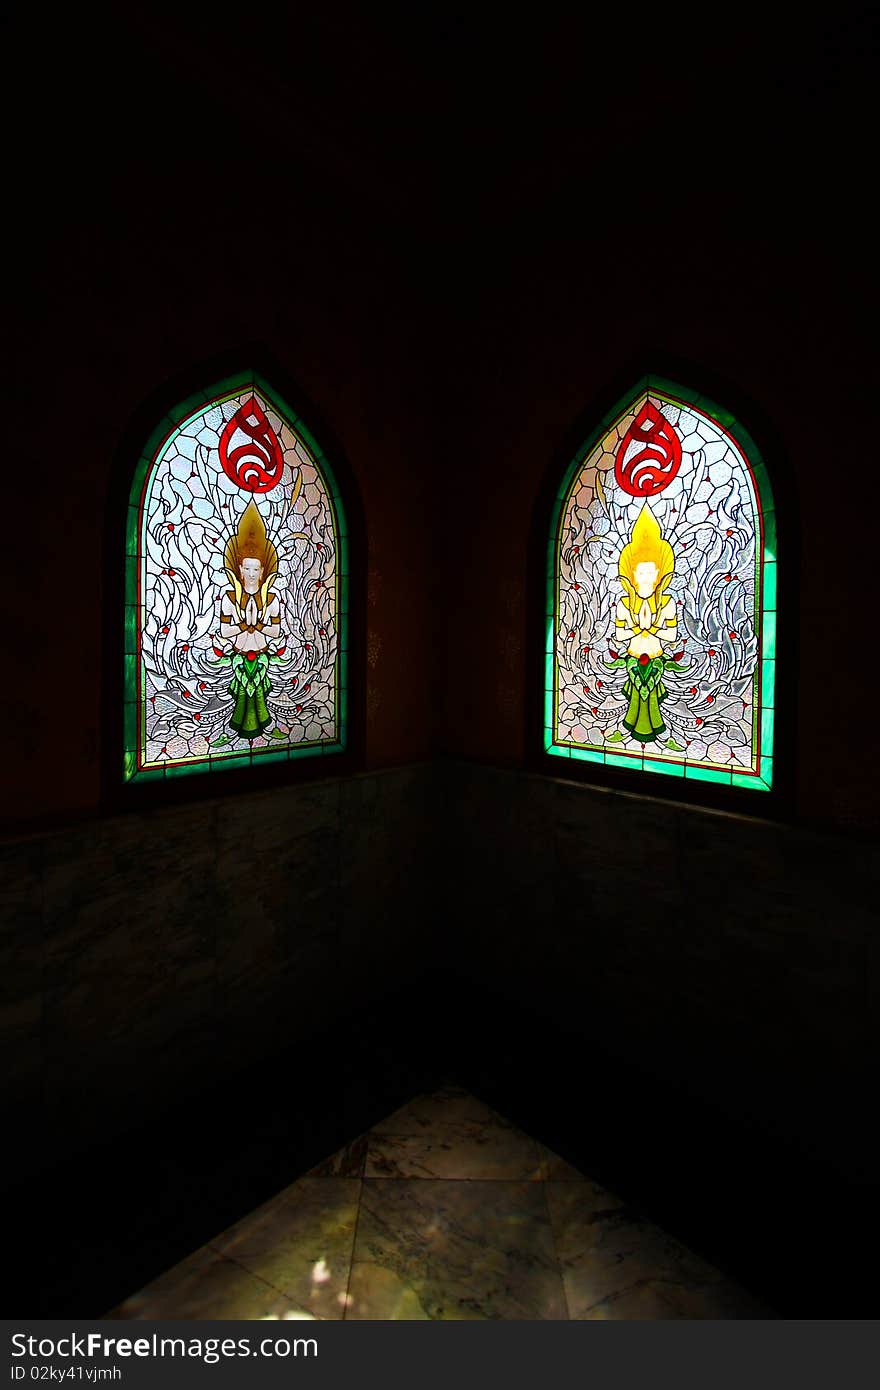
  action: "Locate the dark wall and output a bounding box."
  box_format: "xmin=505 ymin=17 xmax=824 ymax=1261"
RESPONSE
xmin=6 ymin=10 xmax=439 ymax=829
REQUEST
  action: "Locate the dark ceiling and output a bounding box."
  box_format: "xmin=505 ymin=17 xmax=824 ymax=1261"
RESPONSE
xmin=6 ymin=3 xmax=876 ymax=310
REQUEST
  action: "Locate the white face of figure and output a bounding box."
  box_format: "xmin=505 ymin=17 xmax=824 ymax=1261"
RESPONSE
xmin=634 ymin=560 xmax=659 ymax=597
xmin=240 ymin=558 xmax=263 ymax=594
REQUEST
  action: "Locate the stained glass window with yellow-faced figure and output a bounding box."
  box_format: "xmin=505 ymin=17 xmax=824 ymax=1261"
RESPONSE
xmin=545 ymin=378 xmax=775 ymax=790
xmin=124 ymin=372 xmax=348 ymax=781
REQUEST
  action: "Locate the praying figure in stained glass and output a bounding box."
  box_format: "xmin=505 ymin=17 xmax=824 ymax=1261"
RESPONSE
xmin=611 ymin=503 xmax=679 ymax=744
xmin=218 ymin=499 xmax=284 ymax=740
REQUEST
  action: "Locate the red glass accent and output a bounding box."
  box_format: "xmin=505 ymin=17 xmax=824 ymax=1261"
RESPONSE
xmin=291 ymin=677 xmax=298 ymax=687
xmin=276 ymin=646 xmax=287 ymax=656
xmin=614 ymin=401 xmax=682 ymax=498
xmin=568 ymin=630 xmax=576 ymax=639
xmin=295 ymin=704 xmax=303 ymax=713
xmin=213 ymin=645 xmax=224 ymax=656
xmin=167 ymin=523 xmax=174 ymax=532
xmin=672 ymin=650 xmax=684 ymax=661
xmin=609 ymin=649 xmax=619 ymax=659
xmin=219 ymin=396 xmax=284 ymax=493
xmin=689 ymin=686 xmax=697 ymax=695
xmin=706 ymin=695 xmax=715 ymax=703
xmin=183 ymin=691 xmax=191 ymax=698
xmin=304 ymin=683 xmax=311 ymax=693
xmin=729 ymin=630 xmax=737 ymax=639
xmin=199 ymin=681 xmax=206 ymax=690
xmin=194 ymin=713 xmax=200 ymax=721
xmin=246 ymin=651 xmax=257 ymax=662
xmin=708 ymin=649 xmax=716 ymax=656
xmin=162 ymin=626 xmax=169 ymax=634
xmin=695 ymin=717 xmax=703 ymax=726
xmin=638 ymin=653 xmax=649 ymax=666
xmin=584 ymin=685 xmax=590 ymax=693
xmin=168 ymin=569 xmax=176 ymax=577
xmin=182 ymin=644 xmax=189 ymax=651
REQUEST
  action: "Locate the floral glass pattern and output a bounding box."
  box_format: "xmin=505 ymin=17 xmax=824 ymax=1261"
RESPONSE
xmin=124 ymin=373 xmax=348 ymax=781
xmin=546 ymin=378 xmax=775 ymax=789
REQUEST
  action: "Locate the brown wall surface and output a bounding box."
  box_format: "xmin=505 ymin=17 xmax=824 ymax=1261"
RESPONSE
xmin=433 ymin=170 xmax=874 ymax=834
xmin=5 ymin=14 xmax=440 ymax=829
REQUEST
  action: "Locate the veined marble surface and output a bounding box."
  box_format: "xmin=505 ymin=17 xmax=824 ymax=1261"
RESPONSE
xmin=106 ymin=1087 xmax=772 ymax=1320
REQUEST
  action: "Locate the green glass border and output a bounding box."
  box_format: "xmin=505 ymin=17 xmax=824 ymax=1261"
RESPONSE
xmin=124 ymin=370 xmax=350 ymax=784
xmin=544 ymin=375 xmax=776 ymax=794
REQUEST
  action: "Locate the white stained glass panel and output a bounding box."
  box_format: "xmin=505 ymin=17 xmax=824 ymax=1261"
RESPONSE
xmin=553 ymin=391 xmax=767 ymax=779
xmin=137 ymin=388 xmax=341 ymax=772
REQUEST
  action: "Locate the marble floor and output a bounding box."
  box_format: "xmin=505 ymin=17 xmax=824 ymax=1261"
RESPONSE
xmin=107 ymin=1087 xmax=771 ymax=1320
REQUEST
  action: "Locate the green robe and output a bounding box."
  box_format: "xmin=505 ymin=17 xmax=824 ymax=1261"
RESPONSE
xmin=622 ymin=655 xmax=668 ymax=743
xmin=229 ymin=652 xmax=272 ymax=739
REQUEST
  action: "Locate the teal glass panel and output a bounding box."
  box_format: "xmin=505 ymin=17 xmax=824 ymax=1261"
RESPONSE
xmin=126 ymin=507 xmax=139 ymax=557
xmin=758 ymin=755 xmax=773 ymax=789
xmin=547 ymin=741 xmax=571 ymax=758
xmin=763 ymin=611 xmax=776 ymax=658
xmin=606 ymin=753 xmax=639 ymax=770
xmin=258 ymin=749 xmax=290 ymax=765
xmin=643 ymin=758 xmax=685 ymax=777
xmin=569 ymin=747 xmax=603 ymax=764
xmin=123 ymin=654 xmax=137 ymax=695
xmin=762 ymin=660 xmax=775 ymax=707
xmin=165 ymin=761 xmax=205 ymax=778
xmin=213 ymin=754 xmax=251 ymax=773
xmin=761 ymin=707 xmax=775 ymax=757
xmin=124 ymin=563 xmax=138 ymax=607
xmin=732 ymin=770 xmax=762 ymax=790
xmin=123 ymin=749 xmax=138 ymax=782
xmin=124 ymin=607 xmax=138 ymax=654
xmin=763 ymin=510 xmax=777 ymax=561
xmin=685 ymin=766 xmax=732 ymax=784
xmin=123 ymin=702 xmax=136 ymax=749
xmin=763 ymin=561 xmax=777 ymax=610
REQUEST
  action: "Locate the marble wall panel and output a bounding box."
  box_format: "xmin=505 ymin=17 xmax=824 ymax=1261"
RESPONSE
xmin=2 ymin=766 xmax=436 ymax=1181
xmin=0 ymin=836 xmax=43 ymax=1134
xmin=440 ymin=760 xmax=877 ymax=1179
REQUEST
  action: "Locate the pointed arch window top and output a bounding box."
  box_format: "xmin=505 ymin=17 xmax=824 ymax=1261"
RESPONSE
xmin=124 ymin=371 xmax=348 ymax=782
xmin=545 ymin=377 xmax=775 ymax=791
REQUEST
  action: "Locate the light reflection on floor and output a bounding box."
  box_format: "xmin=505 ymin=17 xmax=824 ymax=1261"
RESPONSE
xmin=106 ymin=1088 xmax=771 ymax=1319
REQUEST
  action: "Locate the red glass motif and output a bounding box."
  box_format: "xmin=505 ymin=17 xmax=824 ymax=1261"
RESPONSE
xmin=614 ymin=400 xmax=682 ymax=498
xmin=219 ymin=396 xmax=284 ymax=493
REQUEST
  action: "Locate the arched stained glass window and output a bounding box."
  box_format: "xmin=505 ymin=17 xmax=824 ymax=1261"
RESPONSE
xmin=545 ymin=377 xmax=775 ymax=790
xmin=124 ymin=372 xmax=348 ymax=781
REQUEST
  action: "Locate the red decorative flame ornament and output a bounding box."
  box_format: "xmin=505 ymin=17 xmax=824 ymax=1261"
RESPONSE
xmin=614 ymin=400 xmax=682 ymax=498
xmin=219 ymin=396 xmax=284 ymax=493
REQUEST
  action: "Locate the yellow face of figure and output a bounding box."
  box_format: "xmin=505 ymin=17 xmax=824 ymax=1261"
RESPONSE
xmin=239 ymin=558 xmax=264 ymax=594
